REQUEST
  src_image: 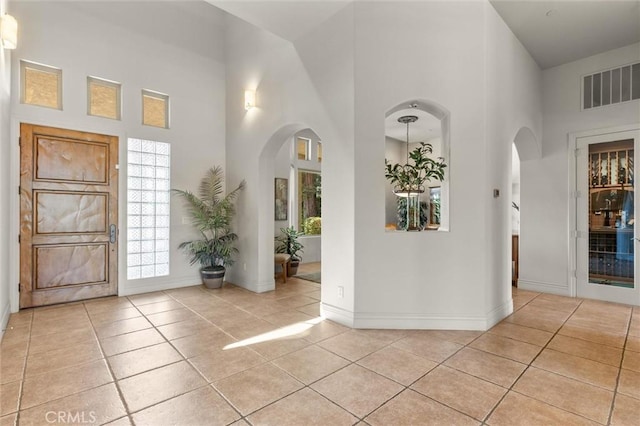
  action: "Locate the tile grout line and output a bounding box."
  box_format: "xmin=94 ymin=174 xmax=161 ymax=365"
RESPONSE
xmin=151 ymin=289 xmax=511 ymax=423
xmin=82 ymin=291 xmax=243 ymax=424
xmin=479 ymin=291 xmax=578 ymax=424
xmin=11 ymin=306 xmax=115 ymax=419
xmin=480 ymin=295 xmax=622 ymax=425
xmin=9 ymin=284 xmax=633 ymax=426
xmin=82 ymin=300 xmax=137 ymax=426
xmin=161 ymin=283 xmax=349 ymax=423
xmin=160 ymin=291 xmax=249 ymax=424
xmin=606 ymin=308 xmax=635 ymax=426
xmin=12 ymin=309 xmax=34 ymax=425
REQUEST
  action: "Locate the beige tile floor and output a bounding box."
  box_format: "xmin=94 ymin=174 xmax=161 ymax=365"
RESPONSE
xmin=1 ymin=265 xmax=639 ymax=425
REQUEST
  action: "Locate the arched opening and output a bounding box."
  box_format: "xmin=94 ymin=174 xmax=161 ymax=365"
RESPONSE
xmin=384 ymin=99 xmax=451 ymax=231
xmin=510 ymin=126 xmax=540 ymax=289
xmin=258 ymin=124 xmax=323 ymax=290
xmin=511 ymin=144 xmax=521 ymax=286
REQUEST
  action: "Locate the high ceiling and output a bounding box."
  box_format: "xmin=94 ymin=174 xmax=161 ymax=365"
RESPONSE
xmin=208 ymin=0 xmax=350 ymax=42
xmin=490 ymin=0 xmax=640 ymax=69
xmin=208 ymin=0 xmax=640 ymax=69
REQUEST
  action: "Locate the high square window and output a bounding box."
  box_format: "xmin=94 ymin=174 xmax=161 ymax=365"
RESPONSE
xmin=142 ymin=89 xmax=170 ymax=129
xmin=87 ymin=76 xmax=121 ymax=120
xmin=21 ymin=60 xmax=62 ymax=110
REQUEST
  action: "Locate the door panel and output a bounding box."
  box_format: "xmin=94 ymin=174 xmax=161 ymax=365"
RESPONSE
xmin=35 ymin=244 xmax=107 ymax=288
xmin=576 ymin=130 xmax=640 ymax=305
xmin=35 ymin=137 xmax=108 ymax=183
xmin=20 ymin=124 xmax=118 ymax=308
xmin=35 ymin=191 xmax=108 ymax=234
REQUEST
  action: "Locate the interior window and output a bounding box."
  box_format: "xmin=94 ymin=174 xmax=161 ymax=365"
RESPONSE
xmin=298 ymin=170 xmax=321 ymax=234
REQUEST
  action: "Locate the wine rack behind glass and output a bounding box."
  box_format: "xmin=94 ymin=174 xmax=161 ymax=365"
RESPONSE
xmin=588 ymin=139 xmax=635 ymax=287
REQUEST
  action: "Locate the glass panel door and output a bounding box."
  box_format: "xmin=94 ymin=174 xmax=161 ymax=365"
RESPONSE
xmin=576 ymin=130 xmax=640 ymax=305
xmin=588 ymin=140 xmax=634 ymax=288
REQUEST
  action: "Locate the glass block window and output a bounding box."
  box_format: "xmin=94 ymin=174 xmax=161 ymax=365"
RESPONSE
xmin=142 ymin=89 xmax=169 ymax=129
xmin=127 ymin=138 xmax=171 ymax=280
xmin=20 ymin=60 xmax=62 ymax=109
xmin=87 ymin=76 xmax=121 ymax=120
xmin=297 ymin=137 xmax=310 ymax=160
xmin=583 ymin=61 xmax=640 ymax=110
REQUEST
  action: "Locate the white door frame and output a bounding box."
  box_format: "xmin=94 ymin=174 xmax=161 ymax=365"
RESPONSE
xmin=569 ymin=123 xmax=640 ymax=304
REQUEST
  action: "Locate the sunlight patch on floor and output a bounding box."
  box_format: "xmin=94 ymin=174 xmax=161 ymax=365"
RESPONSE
xmin=223 ymin=316 xmax=324 ymax=350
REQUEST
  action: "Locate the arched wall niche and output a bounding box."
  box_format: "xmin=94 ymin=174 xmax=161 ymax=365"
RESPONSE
xmin=385 ymin=99 xmax=451 ymax=231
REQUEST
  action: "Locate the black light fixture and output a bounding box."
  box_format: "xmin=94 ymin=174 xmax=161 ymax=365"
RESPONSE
xmin=393 ymin=115 xmax=425 ymax=198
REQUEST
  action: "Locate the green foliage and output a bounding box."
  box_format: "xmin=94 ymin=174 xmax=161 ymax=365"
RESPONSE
xmin=385 ymin=142 xmax=447 ymax=193
xmin=432 ymin=197 xmax=441 ymax=224
xmin=173 ymin=166 xmax=245 ymax=269
xmin=302 ymin=216 xmax=321 ymax=235
xmin=275 ymin=226 xmax=304 ymax=261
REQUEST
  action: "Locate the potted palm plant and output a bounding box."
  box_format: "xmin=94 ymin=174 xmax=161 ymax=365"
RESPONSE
xmin=275 ymin=226 xmax=304 ymax=276
xmin=173 ymin=166 xmax=245 ymax=289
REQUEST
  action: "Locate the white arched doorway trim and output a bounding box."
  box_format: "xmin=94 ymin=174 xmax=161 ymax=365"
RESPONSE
xmin=385 ymin=99 xmax=451 ymax=231
xmin=509 ymin=126 xmax=539 ymax=292
xmin=257 ymin=123 xmax=318 ymax=290
xmin=513 ymin=126 xmax=541 ymax=161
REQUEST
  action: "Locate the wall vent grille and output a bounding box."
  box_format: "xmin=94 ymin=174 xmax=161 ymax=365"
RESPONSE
xmin=583 ymin=62 xmax=640 ymax=110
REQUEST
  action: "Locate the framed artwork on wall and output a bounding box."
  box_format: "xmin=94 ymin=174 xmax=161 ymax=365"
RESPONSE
xmin=275 ymin=178 xmax=288 ymax=220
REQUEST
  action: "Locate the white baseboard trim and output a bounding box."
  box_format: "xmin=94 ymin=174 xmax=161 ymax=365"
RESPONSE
xmin=119 ymin=277 xmax=201 ymax=297
xmin=518 ymin=279 xmax=571 ymax=296
xmin=321 ymin=303 xmax=355 ymax=328
xmin=228 ymin=279 xmax=275 ymax=294
xmin=323 ymin=302 xmax=514 ymax=331
xmin=485 ymin=299 xmax=513 ymax=329
xmin=352 ymin=311 xmax=489 ymax=330
xmin=1 ymin=302 xmax=12 ymax=340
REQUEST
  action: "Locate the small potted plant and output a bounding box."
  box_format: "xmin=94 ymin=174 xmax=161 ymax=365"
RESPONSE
xmin=275 ymin=226 xmax=304 ymax=276
xmin=173 ymin=166 xmax=245 ymax=289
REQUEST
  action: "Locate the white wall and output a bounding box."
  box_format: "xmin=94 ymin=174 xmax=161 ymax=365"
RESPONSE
xmin=0 ymin=0 xmax=12 ymax=335
xmin=224 ymin=7 xmax=351 ymax=314
xmin=8 ymin=1 xmax=227 ymax=307
xmin=222 ymin=1 xmax=540 ymax=329
xmin=294 ymin=7 xmax=356 ymax=300
xmin=346 ymin=1 xmax=540 ymax=329
xmin=520 ymin=42 xmax=640 ymax=295
xmin=484 ymin=1 xmax=542 ymax=320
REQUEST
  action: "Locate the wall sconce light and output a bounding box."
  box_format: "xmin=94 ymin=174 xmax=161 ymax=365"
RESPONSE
xmin=244 ymin=89 xmax=256 ymax=110
xmin=1 ymin=14 xmax=18 ymax=50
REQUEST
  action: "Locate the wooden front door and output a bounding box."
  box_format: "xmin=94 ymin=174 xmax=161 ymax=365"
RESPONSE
xmin=20 ymin=124 xmax=119 ymax=308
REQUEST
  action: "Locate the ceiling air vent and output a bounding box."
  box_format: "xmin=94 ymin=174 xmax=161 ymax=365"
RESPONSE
xmin=583 ymin=62 xmax=640 ymax=110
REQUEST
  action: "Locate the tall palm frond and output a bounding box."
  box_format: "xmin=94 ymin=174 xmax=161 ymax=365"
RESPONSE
xmin=173 ymin=166 xmax=245 ymax=268
xmin=199 ymin=166 xmax=225 ymax=206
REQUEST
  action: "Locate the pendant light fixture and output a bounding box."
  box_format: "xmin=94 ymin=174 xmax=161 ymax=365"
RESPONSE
xmin=393 ymin=115 xmax=425 ymax=198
